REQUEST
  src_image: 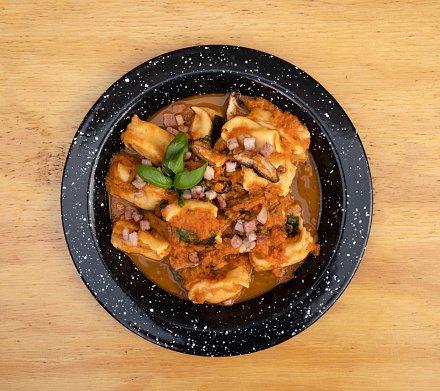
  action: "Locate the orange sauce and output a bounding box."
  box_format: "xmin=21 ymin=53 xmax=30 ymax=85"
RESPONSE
xmin=109 ymin=93 xmax=321 ymax=303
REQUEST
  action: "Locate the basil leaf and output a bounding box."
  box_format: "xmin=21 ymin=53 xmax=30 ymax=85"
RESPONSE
xmin=162 ymin=132 xmax=188 ymax=175
xmin=286 ymin=216 xmax=299 ymax=237
xmin=174 ymin=227 xmax=198 ymax=243
xmin=173 ymin=162 xmax=208 ymax=190
xmin=135 ymin=165 xmax=173 ymax=189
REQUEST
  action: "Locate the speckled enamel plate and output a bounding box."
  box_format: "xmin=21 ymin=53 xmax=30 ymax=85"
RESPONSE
xmin=61 ymin=45 xmax=372 ymax=356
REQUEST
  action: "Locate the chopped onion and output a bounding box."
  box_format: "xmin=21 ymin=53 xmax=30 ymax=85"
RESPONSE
xmin=128 ymin=231 xmax=138 ymax=246
xmin=204 ymin=165 xmax=215 ymax=180
xmin=205 ymin=190 xmax=217 ymax=200
xmin=256 ymin=207 xmax=268 ymax=225
xmin=225 ymin=161 xmax=237 ymax=172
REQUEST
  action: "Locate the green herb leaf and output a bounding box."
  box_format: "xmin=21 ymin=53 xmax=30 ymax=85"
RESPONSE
xmin=173 ymin=162 xmax=208 ymax=190
xmin=286 ymin=216 xmax=299 ymax=237
xmin=162 ymin=132 xmax=188 ymax=176
xmin=170 ymin=267 xmax=183 ymax=285
xmin=135 ymin=165 xmax=174 ymax=189
xmin=239 ymin=209 xmax=251 ymax=218
xmin=196 ymin=136 xmax=212 ymax=145
xmin=174 ymin=227 xmax=198 ymax=243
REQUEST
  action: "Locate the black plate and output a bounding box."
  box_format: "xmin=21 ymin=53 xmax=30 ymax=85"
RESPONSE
xmin=61 ymin=45 xmax=372 ymax=356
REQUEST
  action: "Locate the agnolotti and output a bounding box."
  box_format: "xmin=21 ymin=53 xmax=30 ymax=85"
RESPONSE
xmin=106 ymin=152 xmax=167 ymax=210
xmin=111 ymin=220 xmax=170 ymax=260
xmin=121 ymin=115 xmax=174 ymax=165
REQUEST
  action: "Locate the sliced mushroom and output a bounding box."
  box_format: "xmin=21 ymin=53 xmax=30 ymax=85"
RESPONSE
xmin=211 ymin=180 xmax=232 ymax=194
xmin=190 ymin=141 xmax=229 ymax=167
xmin=142 ymin=210 xmax=172 ymax=240
xmin=213 ymin=136 xmax=228 ymax=153
xmin=226 ymin=91 xmax=250 ymax=120
xmin=232 ymin=151 xmax=279 ymax=183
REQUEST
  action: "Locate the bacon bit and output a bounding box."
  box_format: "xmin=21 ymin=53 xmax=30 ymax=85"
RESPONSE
xmin=243 ymin=136 xmax=256 ymax=151
xmin=256 ymin=207 xmax=268 ymax=225
xmin=190 ymin=185 xmax=204 ymax=199
xmin=166 ymin=127 xmax=179 ymax=136
xmin=133 ymin=210 xmax=143 ymax=222
xmin=243 ymin=237 xmax=256 ymax=250
xmin=277 ymin=165 xmax=286 ymax=173
xmin=248 ymin=241 xmax=256 ymax=250
xmin=243 ymin=220 xmax=256 ymax=233
xmin=175 ymin=114 xmax=185 ymax=126
xmin=185 ymin=151 xmax=192 ymax=160
xmin=247 ymin=232 xmax=257 ymax=242
xmin=217 ymin=195 xmax=227 ymax=208
xmin=115 ymin=203 xmax=125 ymax=211
xmin=178 ymin=125 xmax=188 ymax=133
xmin=141 ymin=158 xmax=152 ymax=166
xmin=134 ymin=190 xmax=143 ymax=198
xmin=132 ymin=174 xmax=146 ymax=189
xmin=225 ymin=161 xmax=237 ymax=172
xmin=139 ymin=220 xmax=150 ymax=231
xmin=256 ymin=237 xmax=267 ymax=245
xmin=124 ymin=209 xmax=134 ymax=220
xmin=204 ymin=165 xmax=215 ymax=180
xmin=182 ymin=189 xmax=192 ymax=200
xmin=205 ymin=190 xmax=217 ymax=200
xmin=188 ymin=252 xmax=200 ymax=263
xmin=163 ymin=113 xmax=177 ymax=128
xmin=226 ymin=137 xmax=239 ymax=150
xmin=171 ymin=103 xmax=186 ymax=114
xmin=234 ymin=219 xmax=244 ymax=232
xmin=230 ymin=235 xmax=243 ymax=249
xmin=128 ymin=231 xmax=138 ymax=246
xmin=260 ymin=142 xmax=274 ymax=157
xmin=122 ymin=228 xmax=130 ymax=241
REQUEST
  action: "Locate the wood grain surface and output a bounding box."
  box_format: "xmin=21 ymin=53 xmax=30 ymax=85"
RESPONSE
xmin=1 ymin=1 xmax=439 ymax=390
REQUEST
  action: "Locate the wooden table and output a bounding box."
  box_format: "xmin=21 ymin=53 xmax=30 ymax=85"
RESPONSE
xmin=1 ymin=1 xmax=439 ymax=389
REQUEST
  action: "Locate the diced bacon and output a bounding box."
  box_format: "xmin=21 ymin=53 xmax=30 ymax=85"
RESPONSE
xmin=185 ymin=151 xmax=192 ymax=160
xmin=204 ymin=165 xmax=215 ymax=180
xmin=133 ymin=210 xmax=143 ymax=222
xmin=247 ymin=232 xmax=257 ymax=242
xmin=139 ymin=220 xmax=150 ymax=231
xmin=122 ymin=228 xmax=130 ymax=241
xmin=225 ymin=161 xmax=237 ymax=172
xmin=205 ymin=190 xmax=217 ymax=200
xmin=243 ymin=136 xmax=256 ymax=151
xmin=243 ymin=237 xmax=256 ymax=250
xmin=132 ymin=174 xmax=146 ymax=189
xmin=166 ymin=127 xmax=179 ymax=136
xmin=141 ymin=158 xmax=152 ymax=166
xmin=134 ymin=190 xmax=143 ymax=198
xmin=260 ymin=142 xmax=274 ymax=157
xmin=230 ymin=235 xmax=243 ymax=249
xmin=175 ymin=114 xmax=185 ymax=126
xmin=277 ymin=165 xmax=286 ymax=173
xmin=190 ymin=185 xmax=205 ymax=199
xmin=234 ymin=219 xmax=244 ymax=232
xmin=178 ymin=125 xmax=188 ymax=133
xmin=243 ymin=219 xmax=256 ymax=233
xmin=128 ymin=231 xmax=138 ymax=246
xmin=256 ymin=237 xmax=267 ymax=245
xmin=124 ymin=209 xmax=134 ymax=220
xmin=163 ymin=113 xmax=177 ymax=127
xmin=188 ymin=252 xmax=200 ymax=263
xmin=115 ymin=203 xmax=125 ymax=211
xmin=256 ymin=207 xmax=268 ymax=225
xmin=226 ymin=137 xmax=239 ymax=150
xmin=171 ymin=103 xmax=186 ymax=114
xmin=217 ymin=195 xmax=227 ymax=208
xmin=182 ymin=189 xmax=192 ymax=200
